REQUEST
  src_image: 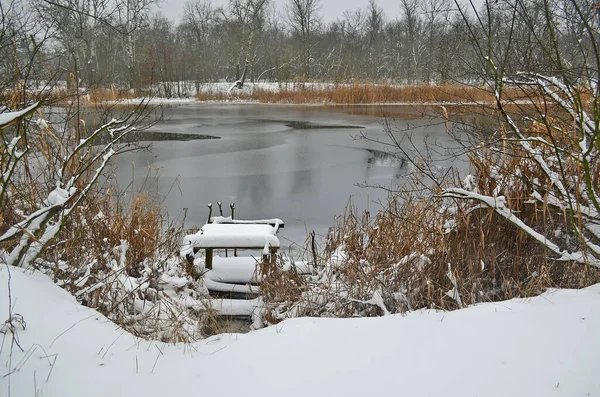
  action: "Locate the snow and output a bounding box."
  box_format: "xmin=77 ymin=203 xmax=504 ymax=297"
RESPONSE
xmin=207 ymin=297 xmax=261 ymax=317
xmin=96 ymin=81 xmax=521 ymax=106
xmin=207 ymin=256 xmax=261 ymax=283
xmin=462 ymin=174 xmax=476 ymax=191
xmin=0 ymin=102 xmax=39 ymax=127
xmin=203 ymin=256 xmax=313 ymax=289
xmin=102 ymin=97 xmax=197 ymax=106
xmin=212 ymin=216 xmax=284 ymax=230
xmin=181 ymin=224 xmax=280 ymax=255
xmin=158 ymin=274 xmax=189 ymax=290
xmin=281 ymin=260 xmax=312 ymax=273
xmin=2 ymin=266 xmax=600 ymax=397
xmin=44 ymin=184 xmax=76 ymax=207
xmin=203 ymin=277 xmax=259 ymax=294
xmin=35 ymin=118 xmax=48 ymax=129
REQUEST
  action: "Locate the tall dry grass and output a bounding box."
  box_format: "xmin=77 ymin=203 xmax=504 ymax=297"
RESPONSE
xmin=262 ymin=190 xmax=600 ymax=324
xmin=81 ymin=82 xmax=527 ymax=104
xmin=86 ymin=86 xmax=139 ymax=102
xmin=46 ymin=184 xmax=209 ymax=341
xmin=260 ymin=121 xmax=600 ymax=322
xmin=2 ymin=111 xmax=202 ymax=340
xmin=54 ymin=187 xmax=170 ymax=277
xmin=236 ymin=82 xmax=529 ymax=104
xmin=248 ymin=83 xmax=503 ymax=104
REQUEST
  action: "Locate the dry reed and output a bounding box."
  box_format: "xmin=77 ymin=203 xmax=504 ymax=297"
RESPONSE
xmin=80 ymin=82 xmax=526 ymax=105
xmin=222 ymin=83 xmax=527 ymax=104
xmin=259 ymin=115 xmax=600 ymax=323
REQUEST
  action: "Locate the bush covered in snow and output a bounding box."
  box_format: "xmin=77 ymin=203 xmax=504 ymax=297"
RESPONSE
xmin=0 ymin=98 xmax=229 ymax=342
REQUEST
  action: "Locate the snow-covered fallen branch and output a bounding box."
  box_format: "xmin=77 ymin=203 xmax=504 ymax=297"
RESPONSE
xmin=441 ymin=188 xmax=600 ymax=267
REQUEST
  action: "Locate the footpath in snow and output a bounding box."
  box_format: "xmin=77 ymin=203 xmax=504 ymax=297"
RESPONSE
xmin=1 ymin=266 xmax=599 ymax=397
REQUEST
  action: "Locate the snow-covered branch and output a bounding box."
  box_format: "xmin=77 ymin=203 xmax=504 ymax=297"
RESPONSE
xmin=512 ymin=73 xmax=596 ymax=140
xmin=0 ymin=136 xmax=29 ymax=210
xmin=441 ymin=188 xmax=600 ymax=268
xmin=0 ymin=111 xmax=139 ymax=268
xmin=0 ymin=102 xmax=40 ymax=129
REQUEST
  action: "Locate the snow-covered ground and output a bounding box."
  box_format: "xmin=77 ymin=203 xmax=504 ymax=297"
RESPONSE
xmin=1 ymin=266 xmax=599 ymax=397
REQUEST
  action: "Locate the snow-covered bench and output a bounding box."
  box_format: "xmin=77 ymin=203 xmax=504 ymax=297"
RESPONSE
xmin=181 ymin=217 xmax=284 ymax=269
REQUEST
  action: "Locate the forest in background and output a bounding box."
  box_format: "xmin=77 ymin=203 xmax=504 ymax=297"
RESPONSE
xmin=2 ymin=0 xmax=599 ymax=98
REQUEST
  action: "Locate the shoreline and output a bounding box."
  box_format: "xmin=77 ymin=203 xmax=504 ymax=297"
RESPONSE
xmin=96 ymin=98 xmax=503 ymax=107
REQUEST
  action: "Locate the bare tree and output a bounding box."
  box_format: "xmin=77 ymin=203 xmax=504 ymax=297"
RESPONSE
xmin=366 ymin=0 xmax=384 ymax=46
xmin=0 ymin=0 xmax=157 ymax=270
xmin=225 ymin=0 xmax=270 ymax=85
xmin=287 ymin=0 xmax=321 ymax=81
xmin=182 ymin=0 xmax=219 ymax=84
xmin=420 ymin=0 xmax=453 ymax=82
xmin=1 ymin=1 xmax=55 ymax=100
xmin=399 ymin=0 xmax=423 ymax=83
xmin=35 ymin=0 xmax=105 ymax=89
xmin=115 ymin=0 xmax=155 ymax=89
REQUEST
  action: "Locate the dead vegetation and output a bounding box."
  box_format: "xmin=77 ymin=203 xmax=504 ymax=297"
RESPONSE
xmin=243 ymin=83 xmax=524 ymax=104
xmin=79 ymin=82 xmax=528 ymax=105
xmin=38 ymin=184 xmax=220 ymax=342
xmin=261 ymin=190 xmax=600 ymax=325
xmin=0 ymin=97 xmax=221 ymax=342
xmin=260 ymin=115 xmax=600 ymax=323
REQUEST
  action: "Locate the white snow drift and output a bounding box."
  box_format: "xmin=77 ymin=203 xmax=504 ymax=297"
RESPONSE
xmin=1 ymin=266 xmax=599 ymax=397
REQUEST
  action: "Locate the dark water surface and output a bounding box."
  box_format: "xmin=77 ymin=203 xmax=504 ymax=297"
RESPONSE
xmin=112 ymin=103 xmax=458 ymax=250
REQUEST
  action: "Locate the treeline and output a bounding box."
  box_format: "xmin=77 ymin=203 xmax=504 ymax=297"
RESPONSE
xmin=1 ymin=0 xmax=598 ymax=95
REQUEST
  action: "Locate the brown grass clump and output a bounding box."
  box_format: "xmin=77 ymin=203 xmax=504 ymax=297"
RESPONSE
xmin=56 ymin=189 xmax=167 ymax=276
xmin=214 ymin=82 xmax=526 ymax=104
xmin=254 ymin=83 xmax=494 ymax=104
xmin=86 ymin=86 xmax=139 ymax=103
xmin=195 ymin=91 xmax=229 ymax=102
xmin=262 ymin=186 xmax=600 ymax=323
xmin=45 ymin=186 xmax=207 ymax=341
xmin=259 ymin=254 xmax=307 ymax=324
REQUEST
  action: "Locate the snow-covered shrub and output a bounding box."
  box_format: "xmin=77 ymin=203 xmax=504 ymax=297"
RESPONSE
xmin=261 ymin=164 xmax=600 ymax=324
xmin=260 ymin=78 xmax=600 ymax=321
xmin=0 ymin=102 xmax=147 ymax=267
xmin=43 ymin=188 xmax=221 ymax=342
xmin=0 ymin=5 xmax=218 ymax=342
xmin=0 ymin=99 xmax=219 ymax=342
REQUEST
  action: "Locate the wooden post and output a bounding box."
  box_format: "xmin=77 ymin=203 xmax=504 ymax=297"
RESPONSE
xmin=230 ymin=203 xmax=237 ymax=257
xmin=205 ymin=248 xmax=213 ymax=270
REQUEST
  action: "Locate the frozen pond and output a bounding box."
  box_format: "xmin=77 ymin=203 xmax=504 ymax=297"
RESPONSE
xmin=112 ymin=103 xmax=459 ymax=249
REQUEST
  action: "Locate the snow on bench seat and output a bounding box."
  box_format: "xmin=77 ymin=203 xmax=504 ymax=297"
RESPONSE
xmin=181 ymin=223 xmax=280 ymax=260
xmin=203 ymin=257 xmax=315 ymax=293
xmin=208 ymin=297 xmax=261 ymax=317
xmin=181 ymin=220 xmax=283 ymax=270
xmin=184 ymin=224 xmax=279 ymax=249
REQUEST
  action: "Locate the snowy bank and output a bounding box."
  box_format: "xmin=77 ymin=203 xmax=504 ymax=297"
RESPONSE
xmin=1 ymin=266 xmax=599 ymax=397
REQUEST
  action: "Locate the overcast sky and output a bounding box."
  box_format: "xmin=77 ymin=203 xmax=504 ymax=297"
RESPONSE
xmin=154 ymin=0 xmax=485 ymax=24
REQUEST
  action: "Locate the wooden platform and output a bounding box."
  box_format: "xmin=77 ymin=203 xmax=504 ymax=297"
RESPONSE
xmin=181 ymin=218 xmax=283 ymax=269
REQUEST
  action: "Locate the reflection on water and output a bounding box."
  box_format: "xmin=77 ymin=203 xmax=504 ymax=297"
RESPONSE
xmin=112 ymin=104 xmax=457 ymax=248
xmin=258 ymin=119 xmax=365 ymax=130
xmin=365 ymin=148 xmax=407 ymax=180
